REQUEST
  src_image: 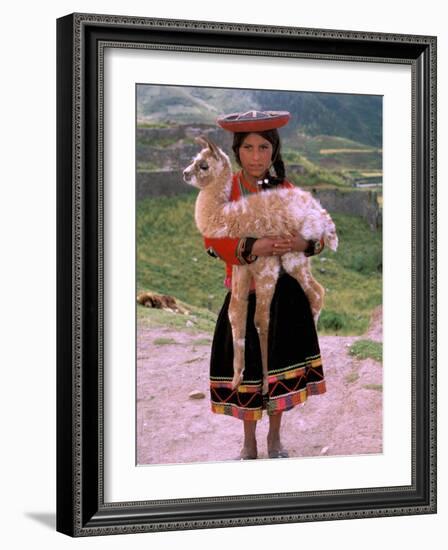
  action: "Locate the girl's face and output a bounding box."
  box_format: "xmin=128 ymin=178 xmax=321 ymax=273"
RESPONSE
xmin=238 ymin=133 xmax=273 ymax=180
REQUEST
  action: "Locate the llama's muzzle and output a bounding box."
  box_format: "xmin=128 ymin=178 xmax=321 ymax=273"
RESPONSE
xmin=183 ymin=168 xmax=192 ymax=183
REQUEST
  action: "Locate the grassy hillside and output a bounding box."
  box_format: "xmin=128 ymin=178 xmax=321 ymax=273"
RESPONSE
xmin=137 ymin=194 xmax=382 ymax=336
xmin=288 ymin=134 xmax=382 ymax=172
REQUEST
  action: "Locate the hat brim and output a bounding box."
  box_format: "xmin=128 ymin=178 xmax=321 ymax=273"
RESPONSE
xmin=217 ymin=111 xmax=290 ymax=132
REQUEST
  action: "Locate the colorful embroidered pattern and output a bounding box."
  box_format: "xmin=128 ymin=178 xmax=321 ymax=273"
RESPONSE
xmin=210 ymin=355 xmax=326 ymax=421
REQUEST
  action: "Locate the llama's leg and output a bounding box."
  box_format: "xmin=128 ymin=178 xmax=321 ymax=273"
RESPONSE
xmin=307 ymin=277 xmax=325 ymax=326
xmin=281 ymin=252 xmax=325 ymax=326
xmin=228 ymin=265 xmax=252 ymax=389
xmin=251 ymin=257 xmax=280 ymax=395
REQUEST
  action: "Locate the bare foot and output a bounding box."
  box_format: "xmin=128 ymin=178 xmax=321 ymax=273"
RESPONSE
xmin=267 ymin=447 xmax=289 ymax=459
xmin=238 ymin=444 xmax=258 ymax=460
xmin=267 ymin=436 xmax=289 ymax=459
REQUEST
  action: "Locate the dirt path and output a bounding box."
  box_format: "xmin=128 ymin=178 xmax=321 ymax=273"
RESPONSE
xmin=137 ymin=307 xmax=382 ymax=464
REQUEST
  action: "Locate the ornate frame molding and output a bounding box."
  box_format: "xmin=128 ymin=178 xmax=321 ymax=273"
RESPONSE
xmin=57 ymin=12 xmax=436 ymax=536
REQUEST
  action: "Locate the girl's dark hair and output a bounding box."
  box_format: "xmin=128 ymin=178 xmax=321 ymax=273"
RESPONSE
xmin=231 ymin=129 xmax=286 ymax=188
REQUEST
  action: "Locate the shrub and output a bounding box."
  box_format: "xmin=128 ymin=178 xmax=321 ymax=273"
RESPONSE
xmin=349 ymin=339 xmax=382 ymax=362
xmin=318 ymin=310 xmax=350 ymax=332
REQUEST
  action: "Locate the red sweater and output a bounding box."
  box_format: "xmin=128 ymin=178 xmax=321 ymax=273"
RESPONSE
xmin=203 ymin=171 xmax=294 ymax=290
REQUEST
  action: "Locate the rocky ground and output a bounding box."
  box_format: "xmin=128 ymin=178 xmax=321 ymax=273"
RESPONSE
xmin=136 ymin=307 xmax=382 ymax=465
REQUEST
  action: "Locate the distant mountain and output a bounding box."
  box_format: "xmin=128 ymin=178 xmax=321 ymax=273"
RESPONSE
xmin=137 ymin=85 xmax=382 ymax=148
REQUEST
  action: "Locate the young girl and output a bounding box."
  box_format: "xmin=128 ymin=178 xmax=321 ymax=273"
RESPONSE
xmin=204 ymin=110 xmax=326 ymax=459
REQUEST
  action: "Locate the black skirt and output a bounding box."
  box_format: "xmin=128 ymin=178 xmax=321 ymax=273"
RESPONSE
xmin=210 ymin=272 xmax=326 ymax=421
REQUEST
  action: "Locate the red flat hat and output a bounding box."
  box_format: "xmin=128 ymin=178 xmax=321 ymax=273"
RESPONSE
xmin=217 ymin=110 xmax=291 ymax=132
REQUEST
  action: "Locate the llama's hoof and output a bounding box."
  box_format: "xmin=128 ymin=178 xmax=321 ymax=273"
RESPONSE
xmin=231 ymin=372 xmax=244 ymax=390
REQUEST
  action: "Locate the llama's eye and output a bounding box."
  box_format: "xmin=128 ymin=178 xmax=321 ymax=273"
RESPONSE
xmin=199 ymin=162 xmax=209 ymax=171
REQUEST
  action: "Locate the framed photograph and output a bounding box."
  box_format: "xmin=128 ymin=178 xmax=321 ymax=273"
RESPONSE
xmin=56 ymin=13 xmax=437 ymax=536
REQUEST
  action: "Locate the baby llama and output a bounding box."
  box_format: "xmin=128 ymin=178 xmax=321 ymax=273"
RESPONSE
xmin=183 ymin=136 xmax=338 ymax=394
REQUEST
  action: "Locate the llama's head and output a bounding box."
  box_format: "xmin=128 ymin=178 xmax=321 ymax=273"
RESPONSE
xmin=325 ymin=230 xmax=339 ymax=252
xmin=183 ymin=136 xmax=232 ymax=190
xmin=324 ymin=221 xmax=339 ymax=252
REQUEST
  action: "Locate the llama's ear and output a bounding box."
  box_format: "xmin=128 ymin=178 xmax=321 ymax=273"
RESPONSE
xmin=203 ymin=136 xmax=221 ymax=159
xmin=195 ymin=136 xmax=208 ymax=149
xmin=195 ymin=135 xmax=222 ymax=159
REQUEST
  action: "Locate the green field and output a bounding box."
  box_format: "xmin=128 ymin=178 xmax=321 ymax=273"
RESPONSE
xmin=291 ymin=134 xmax=382 ymax=169
xmin=283 ymin=134 xmax=382 ymax=188
xmin=137 ymin=194 xmax=382 ymax=336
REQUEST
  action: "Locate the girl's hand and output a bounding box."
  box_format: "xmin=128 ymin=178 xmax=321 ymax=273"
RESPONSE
xmin=289 ymin=233 xmax=309 ymax=253
xmin=252 ymin=234 xmax=308 ymax=257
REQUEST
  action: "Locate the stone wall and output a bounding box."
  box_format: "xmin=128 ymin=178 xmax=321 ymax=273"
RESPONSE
xmin=311 ymin=187 xmax=382 ymax=230
xmin=137 ymin=144 xmax=199 ymax=170
xmin=136 ymin=170 xmax=382 ymax=230
xmin=136 ymin=171 xmax=193 ymax=200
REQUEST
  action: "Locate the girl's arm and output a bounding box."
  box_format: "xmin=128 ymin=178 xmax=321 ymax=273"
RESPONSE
xmin=203 ymin=236 xmax=257 ymax=265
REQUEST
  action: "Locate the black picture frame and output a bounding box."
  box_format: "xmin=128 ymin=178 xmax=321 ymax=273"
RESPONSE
xmin=56 ymin=12 xmax=437 ymax=537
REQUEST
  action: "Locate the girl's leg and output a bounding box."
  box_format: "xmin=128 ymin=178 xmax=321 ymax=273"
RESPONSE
xmin=267 ymin=412 xmax=289 ymax=458
xmin=240 ymin=419 xmax=258 ymax=459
